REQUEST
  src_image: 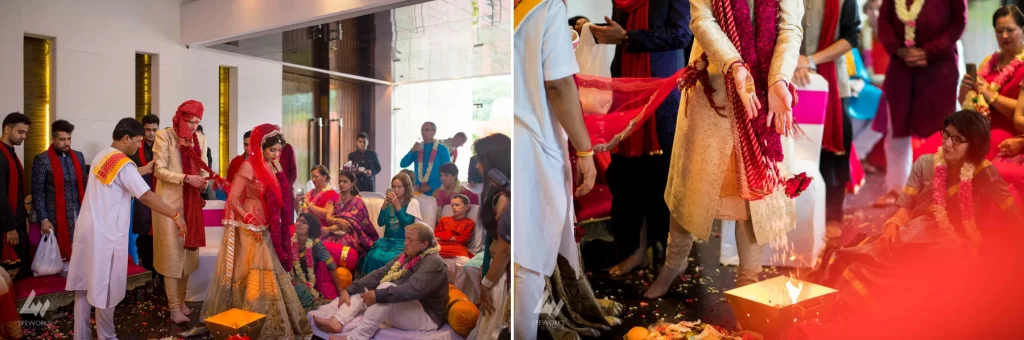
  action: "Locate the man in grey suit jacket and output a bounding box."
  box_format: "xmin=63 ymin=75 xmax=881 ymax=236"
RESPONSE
xmin=312 ymin=222 xmax=449 ymax=340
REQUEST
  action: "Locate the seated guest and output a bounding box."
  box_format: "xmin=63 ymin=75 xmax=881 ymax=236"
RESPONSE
xmin=811 ymin=110 xmax=1022 ymax=316
xmin=912 ymin=6 xmax=1024 ymax=166
xmin=433 ymin=163 xmax=479 ymax=209
xmin=291 ymin=213 xmax=348 ymax=311
xmin=311 ymin=222 xmax=447 ymax=340
xmin=324 ymin=171 xmax=378 ymax=265
xmin=361 ymin=174 xmax=422 ymax=274
xmin=434 ymin=195 xmax=476 ymax=282
xmin=304 ymin=165 xmax=340 ymax=226
xmin=398 ymin=169 xmax=419 ymax=195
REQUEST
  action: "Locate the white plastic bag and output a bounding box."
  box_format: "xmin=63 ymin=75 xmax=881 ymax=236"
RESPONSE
xmin=31 ymin=233 xmax=63 ymax=277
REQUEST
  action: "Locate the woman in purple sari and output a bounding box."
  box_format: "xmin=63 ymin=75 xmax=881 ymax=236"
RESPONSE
xmin=323 ymin=171 xmax=376 ymax=270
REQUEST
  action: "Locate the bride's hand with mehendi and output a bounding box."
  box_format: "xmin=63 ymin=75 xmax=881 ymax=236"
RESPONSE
xmin=767 ymin=81 xmax=794 ymax=135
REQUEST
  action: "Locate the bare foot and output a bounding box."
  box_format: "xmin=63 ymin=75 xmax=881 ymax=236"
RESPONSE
xmin=180 ymin=304 xmax=192 ymax=316
xmin=871 ymin=190 xmax=899 ymax=208
xmin=329 ymin=336 xmax=348 ymax=340
xmin=608 ymin=250 xmax=648 ymax=277
xmin=169 ymin=310 xmax=190 ymax=324
xmin=314 ymin=316 xmax=344 ymax=333
xmin=643 ymin=265 xmax=684 ymax=299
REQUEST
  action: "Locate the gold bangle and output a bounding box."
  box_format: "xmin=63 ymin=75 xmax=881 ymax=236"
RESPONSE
xmin=885 ymin=217 xmax=904 ymax=228
xmin=576 ymin=150 xmax=595 ymax=157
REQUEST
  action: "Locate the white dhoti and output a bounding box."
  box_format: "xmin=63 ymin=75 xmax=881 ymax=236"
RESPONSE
xmin=310 ymin=282 xmax=437 ymax=340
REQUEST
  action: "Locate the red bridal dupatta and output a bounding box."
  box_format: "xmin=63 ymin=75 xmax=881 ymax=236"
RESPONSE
xmin=576 ymin=69 xmax=686 ymax=153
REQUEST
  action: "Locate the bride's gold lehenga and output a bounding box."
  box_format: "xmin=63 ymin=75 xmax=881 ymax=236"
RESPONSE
xmin=201 ymin=162 xmax=313 ymax=339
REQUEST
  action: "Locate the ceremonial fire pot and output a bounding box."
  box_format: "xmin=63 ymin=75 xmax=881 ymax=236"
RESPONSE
xmin=204 ymin=308 xmax=267 ymax=340
xmin=724 ymin=275 xmax=839 ymax=339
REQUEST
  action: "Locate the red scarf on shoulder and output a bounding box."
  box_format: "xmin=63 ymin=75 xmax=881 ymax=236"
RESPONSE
xmin=817 ymin=0 xmax=845 ymax=154
xmin=46 ymin=145 xmax=84 ymax=262
xmin=0 ymin=145 xmax=21 ymax=266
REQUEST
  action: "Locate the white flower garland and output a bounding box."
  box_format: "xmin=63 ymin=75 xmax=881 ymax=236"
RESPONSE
xmin=894 ymin=0 xmax=927 ymax=47
xmin=416 ymin=142 xmax=440 ymax=184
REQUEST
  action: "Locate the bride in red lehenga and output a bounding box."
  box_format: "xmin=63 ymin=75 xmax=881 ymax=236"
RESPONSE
xmin=200 ymin=124 xmax=312 ymax=339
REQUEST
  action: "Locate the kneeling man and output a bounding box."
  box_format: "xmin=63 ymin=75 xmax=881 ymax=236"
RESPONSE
xmin=312 ymin=222 xmax=448 ymax=340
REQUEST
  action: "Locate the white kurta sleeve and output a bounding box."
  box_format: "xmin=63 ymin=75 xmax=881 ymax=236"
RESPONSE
xmin=117 ymin=163 xmax=152 ymax=199
xmin=541 ymin=0 xmax=578 ymax=81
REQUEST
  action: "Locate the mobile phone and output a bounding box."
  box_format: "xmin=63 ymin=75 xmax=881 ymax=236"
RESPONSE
xmin=487 ymin=168 xmax=509 ymax=191
xmin=966 ymin=63 xmax=978 ymax=79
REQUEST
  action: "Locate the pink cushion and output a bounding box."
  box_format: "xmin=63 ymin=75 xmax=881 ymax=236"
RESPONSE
xmin=323 ymin=242 xmax=359 ymax=270
xmin=203 ymin=208 xmax=225 ymax=226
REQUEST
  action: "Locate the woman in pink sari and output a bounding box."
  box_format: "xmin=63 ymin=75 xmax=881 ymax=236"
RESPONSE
xmin=914 ymin=6 xmax=1024 ymax=162
xmin=302 ymin=165 xmax=339 ymax=227
xmin=323 ymin=171 xmax=376 ymax=271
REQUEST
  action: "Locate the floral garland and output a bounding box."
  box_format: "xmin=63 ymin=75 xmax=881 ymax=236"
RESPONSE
xmin=417 ymin=142 xmax=440 ymax=184
xmin=895 ymin=0 xmax=927 ymax=47
xmin=291 ymin=235 xmax=318 ymax=299
xmin=931 ymin=150 xmax=982 ymax=254
xmin=381 ymin=244 xmax=441 ymax=283
xmin=964 ymin=50 xmax=1024 ymax=115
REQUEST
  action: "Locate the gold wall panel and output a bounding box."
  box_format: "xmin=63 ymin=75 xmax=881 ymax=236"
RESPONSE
xmin=23 ymin=36 xmax=51 ymax=190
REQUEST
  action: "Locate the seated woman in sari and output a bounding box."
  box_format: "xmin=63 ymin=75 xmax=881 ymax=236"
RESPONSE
xmin=914 ymin=6 xmax=1024 ymax=164
xmin=812 ymin=110 xmax=1022 ymax=316
xmin=361 ymin=173 xmax=422 ymax=274
xmin=290 ymin=212 xmax=348 ymax=310
xmin=302 ymin=165 xmax=339 ymax=227
xmin=322 ymin=171 xmax=376 ymax=270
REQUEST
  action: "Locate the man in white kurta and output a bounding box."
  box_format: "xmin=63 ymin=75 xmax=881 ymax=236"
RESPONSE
xmin=513 ymin=1 xmax=592 ymax=339
xmin=66 ymin=133 xmax=185 ymax=340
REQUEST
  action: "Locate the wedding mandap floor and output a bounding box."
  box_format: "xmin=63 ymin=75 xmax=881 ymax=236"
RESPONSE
xmin=578 ymin=173 xmax=896 ymax=340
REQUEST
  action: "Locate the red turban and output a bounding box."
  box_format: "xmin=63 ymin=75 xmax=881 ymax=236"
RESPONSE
xmin=176 ymin=100 xmax=204 ymax=120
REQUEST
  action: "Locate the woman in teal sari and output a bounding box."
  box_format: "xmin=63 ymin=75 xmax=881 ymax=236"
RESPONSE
xmin=360 ymin=173 xmax=422 ymax=273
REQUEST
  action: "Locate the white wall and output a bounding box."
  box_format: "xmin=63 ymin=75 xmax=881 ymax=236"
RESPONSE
xmin=0 ymin=0 xmax=283 ymax=172
xmin=566 ymin=0 xmax=613 ymax=25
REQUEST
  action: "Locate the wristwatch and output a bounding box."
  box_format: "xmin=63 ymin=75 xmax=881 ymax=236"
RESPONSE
xmin=805 ymin=55 xmax=818 ymax=71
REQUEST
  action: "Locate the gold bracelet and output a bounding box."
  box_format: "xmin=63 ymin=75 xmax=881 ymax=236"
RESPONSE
xmin=576 ymin=150 xmax=595 ymax=157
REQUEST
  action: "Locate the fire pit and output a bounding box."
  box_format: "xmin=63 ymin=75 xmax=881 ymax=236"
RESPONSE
xmin=724 ymin=275 xmax=838 ymax=339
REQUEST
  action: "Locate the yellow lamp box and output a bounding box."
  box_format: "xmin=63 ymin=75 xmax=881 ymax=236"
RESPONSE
xmin=724 ymin=275 xmax=839 ymax=339
xmin=204 ymin=308 xmax=267 ymax=340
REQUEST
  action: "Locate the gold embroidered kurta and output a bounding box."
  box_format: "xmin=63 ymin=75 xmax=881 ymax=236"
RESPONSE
xmin=664 ymin=0 xmax=803 ymax=244
xmin=152 ymin=127 xmax=209 ymax=278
